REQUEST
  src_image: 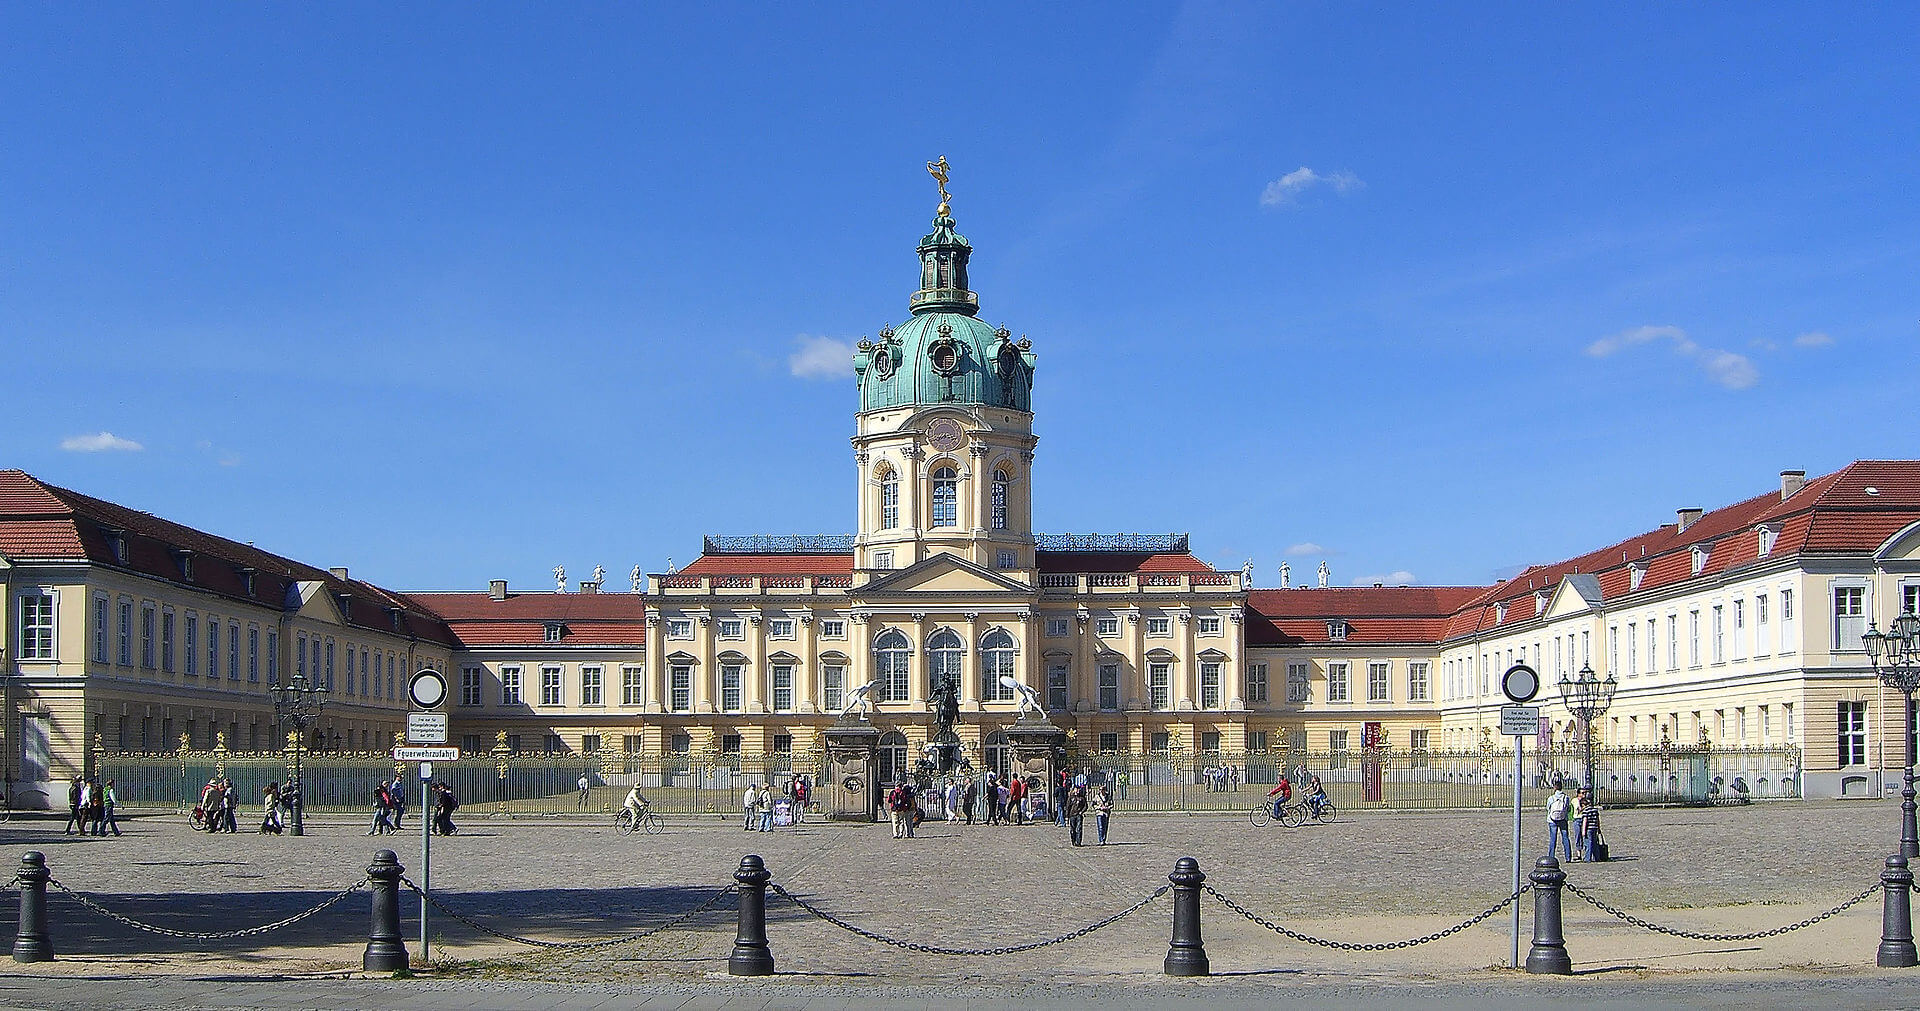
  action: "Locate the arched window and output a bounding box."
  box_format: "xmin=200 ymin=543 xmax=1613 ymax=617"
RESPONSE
xmin=991 ymin=468 xmax=1010 ymax=530
xmin=980 ymin=628 xmax=1017 ymax=701
xmin=873 ymin=629 xmax=911 ymax=703
xmin=877 ymin=466 xmax=899 ymax=530
xmin=928 ymin=629 xmax=964 ymax=695
xmin=930 ymin=466 xmax=958 ymax=527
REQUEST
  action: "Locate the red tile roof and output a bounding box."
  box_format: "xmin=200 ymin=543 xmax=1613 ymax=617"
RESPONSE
xmin=1036 ymin=552 xmax=1216 ymax=574
xmin=405 ymin=592 xmax=648 ymax=649
xmin=678 ymin=553 xmax=857 ymax=576
xmin=0 ymin=470 xmax=456 ymax=646
xmin=1247 ymin=587 xmax=1486 ymax=647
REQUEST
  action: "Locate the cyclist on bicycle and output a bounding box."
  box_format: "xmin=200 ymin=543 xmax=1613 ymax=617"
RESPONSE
xmin=1305 ymin=774 xmax=1328 ymax=816
xmin=622 ymin=784 xmax=651 ymax=821
xmin=1266 ymin=774 xmax=1293 ymax=819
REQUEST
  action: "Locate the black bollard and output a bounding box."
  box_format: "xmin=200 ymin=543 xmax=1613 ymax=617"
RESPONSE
xmin=12 ymin=851 xmax=53 ymax=963
xmin=1163 ymin=856 xmax=1210 ymax=977
xmin=1880 ymin=853 xmax=1918 ymax=968
xmin=362 ymin=849 xmax=409 ymax=972
xmin=728 ymin=854 xmax=775 ymax=976
xmin=1525 ymin=855 xmax=1572 ymax=974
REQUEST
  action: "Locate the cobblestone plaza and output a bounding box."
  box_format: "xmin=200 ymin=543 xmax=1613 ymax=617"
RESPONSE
xmin=2 ymin=801 xmax=1914 ymax=990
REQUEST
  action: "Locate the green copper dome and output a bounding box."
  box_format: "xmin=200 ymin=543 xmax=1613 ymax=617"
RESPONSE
xmin=854 ymin=205 xmax=1035 ymax=413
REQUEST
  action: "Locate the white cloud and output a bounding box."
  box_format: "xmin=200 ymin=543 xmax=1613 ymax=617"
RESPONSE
xmin=1260 ymin=167 xmax=1363 ymax=208
xmin=1585 ymin=325 xmax=1758 ymax=390
xmin=1284 ymin=542 xmax=1328 ymax=556
xmin=788 ymin=335 xmax=856 ymax=380
xmin=60 ymin=432 xmax=143 ymax=453
xmin=1356 ymin=570 xmax=1417 ymax=587
xmin=1794 ymin=331 xmax=1834 ymax=348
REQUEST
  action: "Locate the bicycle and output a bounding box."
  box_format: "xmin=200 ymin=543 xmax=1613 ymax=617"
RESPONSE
xmin=613 ymin=806 xmax=664 ymax=835
xmin=1297 ymin=797 xmax=1338 ymax=825
xmin=1248 ymin=799 xmax=1309 ymax=829
xmin=189 ymin=805 xmax=211 ymax=830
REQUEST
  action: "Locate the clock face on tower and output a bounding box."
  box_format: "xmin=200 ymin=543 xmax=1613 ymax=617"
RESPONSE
xmin=927 ymin=418 xmax=964 ymax=453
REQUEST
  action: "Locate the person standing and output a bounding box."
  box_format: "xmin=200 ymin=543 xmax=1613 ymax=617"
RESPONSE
xmin=388 ymin=775 xmax=408 ymax=832
xmin=368 ymin=781 xmax=393 ymax=835
xmin=262 ymin=782 xmax=284 ymax=834
xmin=757 ymin=783 xmax=775 ymax=832
xmin=1008 ymin=776 xmax=1027 ymax=826
xmin=962 ymin=778 xmax=978 ymax=825
xmin=1545 ymin=784 xmax=1573 ymax=860
xmin=100 ymin=779 xmax=122 ymax=836
xmin=220 ymin=778 xmax=239 ymax=833
xmin=1116 ymin=769 xmax=1129 ymax=801
xmin=1093 ymin=784 xmax=1114 ymax=845
xmin=87 ymin=777 xmax=108 ymax=836
xmin=577 ymin=773 xmax=592 ymax=808
xmin=1568 ymin=788 xmax=1589 ymax=862
xmin=742 ymin=782 xmax=760 ymax=831
xmin=1065 ymin=783 xmax=1088 ymax=846
xmin=886 ymin=782 xmax=910 ymax=840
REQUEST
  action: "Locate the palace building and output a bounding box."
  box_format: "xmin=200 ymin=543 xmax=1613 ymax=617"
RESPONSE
xmin=4 ymin=175 xmax=1919 ymax=804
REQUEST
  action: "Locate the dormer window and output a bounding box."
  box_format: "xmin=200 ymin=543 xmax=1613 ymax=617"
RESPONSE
xmin=1629 ymin=562 xmax=1647 ymax=592
xmin=102 ymin=527 xmax=127 ymax=565
xmin=1327 ymin=620 xmax=1349 ymax=642
xmin=1756 ymin=524 xmax=1780 ymax=558
xmin=1533 ymin=590 xmax=1548 ymax=614
xmin=237 ymin=567 xmax=256 ymax=596
xmin=1495 ymin=603 xmax=1509 ymax=624
xmin=544 ymin=622 xmax=565 ymax=644
xmin=1690 ymin=544 xmax=1710 ymax=576
xmin=387 ymin=606 xmax=403 ymax=632
xmin=336 ymin=593 xmax=352 ymax=618
xmin=172 ymin=548 xmax=195 ymax=581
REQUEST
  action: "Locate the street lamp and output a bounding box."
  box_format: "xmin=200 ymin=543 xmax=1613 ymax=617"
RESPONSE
xmin=269 ymin=673 xmax=328 ymax=836
xmin=1558 ymin=663 xmax=1618 ymax=802
xmin=1864 ymin=609 xmax=1920 ymax=859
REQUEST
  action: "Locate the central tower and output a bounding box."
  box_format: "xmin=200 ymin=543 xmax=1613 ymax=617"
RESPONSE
xmin=852 ymin=161 xmax=1037 ymax=576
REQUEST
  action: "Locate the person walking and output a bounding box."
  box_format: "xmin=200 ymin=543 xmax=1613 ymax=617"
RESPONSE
xmin=1569 ymin=788 xmax=1590 ymax=862
xmin=576 ymin=772 xmax=592 ymax=808
xmin=944 ymin=779 xmax=962 ymax=823
xmin=1065 ymin=783 xmax=1088 ymax=846
xmin=262 ymin=782 xmax=284 ymax=834
xmin=757 ymin=783 xmax=775 ymax=832
xmin=218 ymin=778 xmax=238 ymax=833
xmin=962 ymin=779 xmax=978 ymax=825
xmin=434 ymin=782 xmax=460 ymax=835
xmin=87 ymin=777 xmax=108 ymax=836
xmin=1008 ymin=776 xmax=1027 ymax=826
xmin=368 ymin=781 xmax=393 ymax=835
xmin=64 ymin=775 xmax=84 ymax=835
xmin=74 ymin=777 xmax=93 ymax=836
xmin=1094 ymin=784 xmax=1114 ymax=845
xmin=886 ymin=781 xmax=911 ymax=840
xmin=387 ymin=774 xmax=408 ymax=832
xmin=100 ymin=778 xmax=122 ymax=836
xmin=1545 ymin=784 xmax=1573 ymax=860
xmin=742 ymin=782 xmax=760 ymax=831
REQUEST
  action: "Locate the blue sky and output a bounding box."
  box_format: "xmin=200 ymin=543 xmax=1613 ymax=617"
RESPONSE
xmin=4 ymin=5 xmax=1916 ymax=592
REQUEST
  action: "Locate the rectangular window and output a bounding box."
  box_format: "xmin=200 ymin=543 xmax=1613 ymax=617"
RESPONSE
xmin=1367 ymin=661 xmax=1390 ymax=702
xmin=186 ymin=616 xmax=200 ymax=676
xmin=1197 ymin=616 xmax=1222 ymax=636
xmin=670 ymin=664 xmax=692 ymax=712
xmin=387 ymin=655 xmax=396 ymax=699
xmin=541 ymin=666 xmax=563 ymax=706
xmin=159 ymin=611 xmax=175 ymax=672
xmin=1047 ymin=663 xmax=1069 ymax=712
xmin=621 ymin=665 xmax=644 ymax=706
xmin=1045 ymin=617 xmax=1070 ymax=637
xmin=1247 ymin=662 xmax=1269 ymax=704
xmin=93 ymin=596 xmax=108 ymax=662
xmin=1710 ymin=605 xmax=1723 ymax=663
xmin=996 ymin=549 xmax=1016 ymax=569
xmin=1839 ymin=701 xmax=1868 ymax=766
xmin=1329 ymin=729 xmax=1350 ymax=769
xmin=1098 ymin=663 xmax=1119 ymax=711
xmin=460 ymin=667 xmax=483 ymax=707
xmin=1408 ymin=662 xmax=1430 ymax=702
xmin=1327 ymin=662 xmax=1351 ymax=703
xmin=1151 ymin=731 xmax=1171 ymax=752
xmin=19 ymin=591 xmax=55 ymax=659
xmin=345 ymin=648 xmax=356 ymax=696
xmin=264 ymin=629 xmax=276 ymax=682
xmin=140 ymin=605 xmax=156 ymax=668
xmin=771 ymin=663 xmax=794 ymax=712
xmin=720 ymin=663 xmax=743 ymax=712
xmin=206 ymin=618 xmax=220 ymax=678
xmin=1096 ymin=617 xmax=1120 ymax=637
xmin=718 ymin=618 xmax=744 ymax=639
xmin=768 ymin=619 xmax=795 ymax=639
xmin=247 ymin=627 xmax=259 ymax=682
xmin=117 ymin=600 xmax=133 ymax=665
xmin=1099 ymin=732 xmax=1119 ymax=753
xmin=1756 ymin=594 xmax=1771 ymax=655
xmin=820 ymin=619 xmax=846 ymax=639
xmin=1200 ymin=731 xmax=1221 ymax=753
xmin=667 ymin=618 xmax=693 ymax=639
xmin=1246 ymin=730 xmax=1268 ymax=752
xmin=1688 ymin=611 xmax=1701 ymax=666
xmin=1732 ymin=600 xmax=1747 ymax=660
xmin=1782 ymin=589 xmax=1796 ymax=651
xmin=1200 ymin=662 xmax=1222 ymax=709
xmin=581 ymin=666 xmax=603 ymax=706
xmin=1834 ymin=586 xmax=1866 ymax=651
xmin=821 ymin=663 xmax=845 ymax=713
xmin=1146 ymin=616 xmax=1171 ymax=637
xmin=323 ymin=640 xmax=334 ymax=691
xmin=1287 ymin=661 xmax=1311 ymax=703
xmin=228 ymin=624 xmax=240 ymax=681
xmin=1147 ymin=662 xmax=1171 ymax=711
xmin=873 ymin=549 xmax=893 ymax=570
xmin=501 ymin=666 xmax=522 ymax=705
xmin=1607 ymin=626 xmax=1618 ymax=675
xmin=1906 ymin=585 xmax=1920 ymax=619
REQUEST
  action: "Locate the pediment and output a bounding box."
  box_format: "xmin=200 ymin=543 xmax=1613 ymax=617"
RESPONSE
xmin=291 ymin=581 xmax=349 ymax=625
xmin=1544 ymin=575 xmax=1603 ymax=619
xmin=1878 ymin=520 xmax=1920 ymax=563
xmin=857 ymin=553 xmax=1037 ymax=599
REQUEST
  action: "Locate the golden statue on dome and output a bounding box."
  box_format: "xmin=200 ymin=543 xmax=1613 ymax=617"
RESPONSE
xmin=926 ymin=155 xmax=951 ymax=212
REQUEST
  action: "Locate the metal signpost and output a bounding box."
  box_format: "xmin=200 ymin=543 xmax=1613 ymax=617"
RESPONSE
xmin=1500 ymin=663 xmax=1541 ymax=970
xmin=404 ymin=667 xmax=449 ymax=963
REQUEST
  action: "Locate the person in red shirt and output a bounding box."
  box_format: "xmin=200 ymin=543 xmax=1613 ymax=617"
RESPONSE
xmin=1008 ymin=776 xmax=1028 ymax=825
xmin=1266 ymin=773 xmax=1293 ymax=820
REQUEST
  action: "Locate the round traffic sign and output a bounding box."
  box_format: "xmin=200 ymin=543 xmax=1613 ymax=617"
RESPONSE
xmin=409 ymin=668 xmax=448 ymax=710
xmin=1501 ymin=663 xmax=1540 ymax=704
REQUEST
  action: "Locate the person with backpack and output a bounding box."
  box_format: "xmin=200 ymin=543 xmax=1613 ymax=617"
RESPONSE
xmin=368 ymin=781 xmax=393 ymax=835
xmin=387 ymin=774 xmax=408 ymax=832
xmin=433 ymin=782 xmax=460 ymax=835
xmin=1545 ymin=784 xmax=1573 ymax=860
xmin=887 ymin=781 xmax=915 ymax=839
xmin=64 ymin=776 xmax=85 ymax=835
xmin=219 ymin=778 xmax=239 ymax=833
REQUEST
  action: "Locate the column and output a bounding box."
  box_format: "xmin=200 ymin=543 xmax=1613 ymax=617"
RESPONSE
xmin=908 ymin=613 xmax=930 ymax=707
xmin=796 ymin=609 xmax=818 ymax=714
xmin=962 ymin=611 xmax=984 ymax=709
xmin=694 ymin=613 xmax=715 ymax=713
xmin=745 ymin=612 xmax=766 ymax=714
xmin=645 ymin=614 xmax=664 ymax=715
xmin=1179 ymin=606 xmax=1197 ymax=710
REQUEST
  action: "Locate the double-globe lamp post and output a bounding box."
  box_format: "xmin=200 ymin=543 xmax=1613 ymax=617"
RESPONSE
xmin=1559 ymin=664 xmax=1618 ymax=802
xmin=269 ymin=673 xmax=328 ymax=837
xmin=1865 ymin=610 xmax=1920 ymax=860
